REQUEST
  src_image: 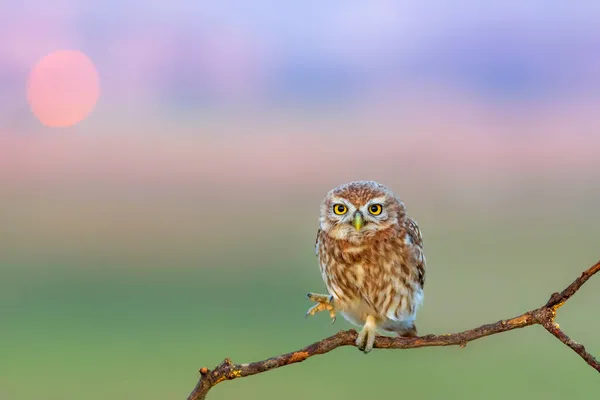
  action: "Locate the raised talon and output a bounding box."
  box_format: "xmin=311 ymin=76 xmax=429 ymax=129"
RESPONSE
xmin=306 ymin=292 xmax=336 ymax=323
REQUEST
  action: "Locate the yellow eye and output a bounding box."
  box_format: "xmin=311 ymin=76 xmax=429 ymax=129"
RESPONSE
xmin=369 ymin=204 xmax=383 ymax=215
xmin=333 ymin=204 xmax=347 ymax=215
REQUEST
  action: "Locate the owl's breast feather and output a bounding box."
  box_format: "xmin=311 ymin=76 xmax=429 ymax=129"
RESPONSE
xmin=319 ymin=231 xmax=423 ymax=325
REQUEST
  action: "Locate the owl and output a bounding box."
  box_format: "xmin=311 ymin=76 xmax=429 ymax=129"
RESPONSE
xmin=306 ymin=181 xmax=425 ymax=353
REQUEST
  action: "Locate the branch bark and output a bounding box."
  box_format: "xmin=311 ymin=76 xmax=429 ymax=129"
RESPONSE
xmin=188 ymin=261 xmax=600 ymax=400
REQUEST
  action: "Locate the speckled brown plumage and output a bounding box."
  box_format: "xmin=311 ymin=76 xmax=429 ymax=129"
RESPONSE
xmin=309 ymin=181 xmax=426 ymax=352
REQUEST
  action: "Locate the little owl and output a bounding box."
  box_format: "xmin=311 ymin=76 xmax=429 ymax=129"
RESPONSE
xmin=306 ymin=181 xmax=425 ymax=353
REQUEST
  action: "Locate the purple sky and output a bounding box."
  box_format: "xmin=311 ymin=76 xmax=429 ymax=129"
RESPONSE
xmin=2 ymin=0 xmax=600 ymax=109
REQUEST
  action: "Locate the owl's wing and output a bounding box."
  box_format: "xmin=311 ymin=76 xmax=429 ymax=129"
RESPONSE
xmin=315 ymin=227 xmax=321 ymax=256
xmin=403 ymin=217 xmax=423 ymax=248
xmin=403 ymin=217 xmax=426 ymax=287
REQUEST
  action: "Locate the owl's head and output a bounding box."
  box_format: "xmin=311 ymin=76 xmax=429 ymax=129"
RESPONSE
xmin=319 ymin=180 xmax=406 ymax=242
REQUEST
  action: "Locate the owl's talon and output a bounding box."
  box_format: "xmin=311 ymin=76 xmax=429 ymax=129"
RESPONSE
xmin=306 ymin=292 xmax=336 ymax=323
xmin=356 ymin=316 xmax=377 ymax=354
xmin=307 ymin=293 xmax=332 ymax=303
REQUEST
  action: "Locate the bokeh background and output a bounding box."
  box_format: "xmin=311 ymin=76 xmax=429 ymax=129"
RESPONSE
xmin=2 ymin=1 xmax=600 ymax=399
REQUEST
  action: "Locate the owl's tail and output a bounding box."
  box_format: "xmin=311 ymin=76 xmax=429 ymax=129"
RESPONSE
xmin=395 ymin=323 xmax=418 ymax=338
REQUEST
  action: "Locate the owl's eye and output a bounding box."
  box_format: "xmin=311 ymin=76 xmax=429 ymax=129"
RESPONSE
xmin=333 ymin=204 xmax=347 ymax=215
xmin=369 ymin=204 xmax=383 ymax=215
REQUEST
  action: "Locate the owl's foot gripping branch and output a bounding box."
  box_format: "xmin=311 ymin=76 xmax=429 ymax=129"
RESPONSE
xmin=187 ymin=261 xmax=600 ymax=400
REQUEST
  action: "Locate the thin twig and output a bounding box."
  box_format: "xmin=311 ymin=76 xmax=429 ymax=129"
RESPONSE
xmin=542 ymin=320 xmax=600 ymax=372
xmin=187 ymin=260 xmax=600 ymax=400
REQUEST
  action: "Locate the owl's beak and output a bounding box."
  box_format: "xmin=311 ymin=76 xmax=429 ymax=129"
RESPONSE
xmin=353 ymin=212 xmax=364 ymax=232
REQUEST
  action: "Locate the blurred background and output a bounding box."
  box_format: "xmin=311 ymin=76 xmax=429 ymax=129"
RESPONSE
xmin=1 ymin=1 xmax=600 ymax=399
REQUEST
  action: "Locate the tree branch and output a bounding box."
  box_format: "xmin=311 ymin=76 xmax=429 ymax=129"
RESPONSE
xmin=188 ymin=260 xmax=600 ymax=400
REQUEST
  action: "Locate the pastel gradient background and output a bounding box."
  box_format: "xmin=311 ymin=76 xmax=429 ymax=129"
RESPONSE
xmin=2 ymin=2 xmax=600 ymax=399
